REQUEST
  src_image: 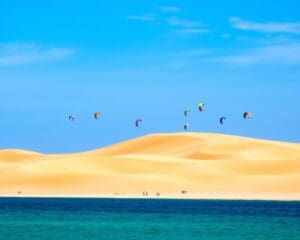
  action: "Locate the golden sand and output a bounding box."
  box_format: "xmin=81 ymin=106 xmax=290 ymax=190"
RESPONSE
xmin=1 ymin=133 xmax=299 ymax=200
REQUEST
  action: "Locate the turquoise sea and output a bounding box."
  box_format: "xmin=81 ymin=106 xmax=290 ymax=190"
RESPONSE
xmin=0 ymin=198 xmax=299 ymax=240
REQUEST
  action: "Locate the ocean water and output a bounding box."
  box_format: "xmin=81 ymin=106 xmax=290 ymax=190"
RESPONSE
xmin=0 ymin=198 xmax=299 ymax=240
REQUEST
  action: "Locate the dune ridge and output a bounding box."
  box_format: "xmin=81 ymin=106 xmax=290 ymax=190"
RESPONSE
xmin=0 ymin=133 xmax=300 ymax=200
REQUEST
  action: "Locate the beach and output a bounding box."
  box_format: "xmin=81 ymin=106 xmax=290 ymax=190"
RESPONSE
xmin=1 ymin=132 xmax=299 ymax=200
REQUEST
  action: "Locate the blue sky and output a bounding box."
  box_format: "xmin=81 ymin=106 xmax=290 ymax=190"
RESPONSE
xmin=1 ymin=0 xmax=300 ymax=153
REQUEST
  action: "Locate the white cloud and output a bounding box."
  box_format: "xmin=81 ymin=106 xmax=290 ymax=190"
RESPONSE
xmin=166 ymin=17 xmax=209 ymax=34
xmin=158 ymin=6 xmax=181 ymax=13
xmin=230 ymin=17 xmax=300 ymax=34
xmin=177 ymin=28 xmax=210 ymax=35
xmin=0 ymin=42 xmax=74 ymax=66
xmin=126 ymin=13 xmax=209 ymax=35
xmin=214 ymin=43 xmax=300 ymax=66
xmin=167 ymin=17 xmax=204 ymax=28
xmin=126 ymin=15 xmax=155 ymax=22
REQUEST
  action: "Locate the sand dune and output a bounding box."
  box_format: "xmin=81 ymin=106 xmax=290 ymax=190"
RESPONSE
xmin=0 ymin=133 xmax=300 ymax=200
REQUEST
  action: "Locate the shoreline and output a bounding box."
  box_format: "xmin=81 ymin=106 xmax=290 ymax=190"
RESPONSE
xmin=1 ymin=193 xmax=299 ymax=201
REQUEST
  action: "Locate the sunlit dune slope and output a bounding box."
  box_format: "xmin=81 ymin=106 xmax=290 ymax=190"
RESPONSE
xmin=0 ymin=133 xmax=299 ymax=199
xmin=0 ymin=149 xmax=41 ymax=163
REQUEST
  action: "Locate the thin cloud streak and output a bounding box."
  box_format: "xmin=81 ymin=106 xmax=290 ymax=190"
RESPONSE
xmin=166 ymin=17 xmax=209 ymax=34
xmin=213 ymin=43 xmax=300 ymax=66
xmin=126 ymin=14 xmax=209 ymax=35
xmin=230 ymin=17 xmax=300 ymax=34
xmin=167 ymin=17 xmax=204 ymax=28
xmin=177 ymin=28 xmax=210 ymax=34
xmin=126 ymin=15 xmax=155 ymax=22
xmin=0 ymin=43 xmax=74 ymax=66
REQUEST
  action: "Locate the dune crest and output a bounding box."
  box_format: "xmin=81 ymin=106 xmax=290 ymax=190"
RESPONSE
xmin=1 ymin=133 xmax=300 ymax=200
